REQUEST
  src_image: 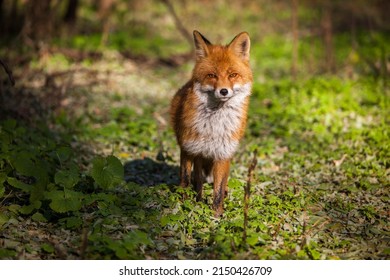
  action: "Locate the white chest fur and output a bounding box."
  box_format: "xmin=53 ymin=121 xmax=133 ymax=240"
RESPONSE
xmin=183 ymin=82 xmax=251 ymax=160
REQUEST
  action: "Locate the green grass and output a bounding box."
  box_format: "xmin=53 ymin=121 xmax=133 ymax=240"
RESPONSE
xmin=53 ymin=28 xmax=190 ymax=58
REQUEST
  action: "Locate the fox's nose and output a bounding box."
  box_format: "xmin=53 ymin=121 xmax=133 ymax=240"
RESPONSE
xmin=220 ymin=88 xmax=228 ymax=96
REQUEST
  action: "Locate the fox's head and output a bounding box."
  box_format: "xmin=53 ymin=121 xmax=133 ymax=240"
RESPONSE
xmin=192 ymin=30 xmax=253 ymax=103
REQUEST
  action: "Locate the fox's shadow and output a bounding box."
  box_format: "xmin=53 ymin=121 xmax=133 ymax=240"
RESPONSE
xmin=124 ymin=157 xmax=179 ymax=187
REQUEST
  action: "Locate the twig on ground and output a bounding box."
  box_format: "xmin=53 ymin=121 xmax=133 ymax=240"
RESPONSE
xmin=79 ymin=227 xmax=89 ymax=259
xmin=243 ymin=149 xmax=258 ymax=244
xmin=160 ymin=0 xmax=194 ymax=50
xmin=0 ymin=59 xmax=16 ymax=86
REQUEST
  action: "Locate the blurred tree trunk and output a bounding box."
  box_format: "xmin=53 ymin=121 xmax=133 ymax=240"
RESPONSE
xmin=99 ymin=0 xmax=115 ymax=46
xmin=321 ymin=4 xmax=334 ymax=73
xmin=0 ymin=0 xmax=3 ymax=21
xmin=160 ymin=0 xmax=193 ymax=50
xmin=21 ymin=0 xmax=53 ymax=44
xmin=291 ymin=0 xmax=299 ymax=80
xmin=1 ymin=0 xmax=19 ymax=35
xmin=98 ymin=0 xmax=114 ymax=19
xmin=64 ymin=0 xmax=79 ymax=25
xmin=10 ymin=0 xmax=19 ymax=30
xmin=0 ymin=0 xmax=5 ymax=34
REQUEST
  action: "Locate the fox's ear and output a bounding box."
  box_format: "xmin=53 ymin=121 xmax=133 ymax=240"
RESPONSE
xmin=228 ymin=32 xmax=251 ymax=61
xmin=193 ymin=30 xmax=211 ymax=60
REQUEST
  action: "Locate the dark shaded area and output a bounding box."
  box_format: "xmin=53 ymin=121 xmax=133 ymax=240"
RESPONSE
xmin=0 ymin=64 xmax=97 ymax=122
xmin=124 ymin=157 xmax=179 ymax=187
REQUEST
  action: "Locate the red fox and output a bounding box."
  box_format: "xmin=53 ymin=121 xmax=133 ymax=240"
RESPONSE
xmin=170 ymin=30 xmax=253 ymax=217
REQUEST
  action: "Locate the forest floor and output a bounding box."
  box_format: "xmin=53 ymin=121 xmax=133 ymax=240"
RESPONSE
xmin=0 ymin=44 xmax=389 ymax=259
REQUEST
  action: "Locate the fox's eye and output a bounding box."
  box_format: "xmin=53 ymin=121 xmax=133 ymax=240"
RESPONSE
xmin=207 ymin=73 xmax=217 ymax=79
xmin=229 ymin=73 xmax=238 ymax=78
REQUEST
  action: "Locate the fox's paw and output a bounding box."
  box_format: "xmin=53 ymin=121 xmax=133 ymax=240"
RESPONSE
xmin=213 ymin=205 xmax=224 ymax=218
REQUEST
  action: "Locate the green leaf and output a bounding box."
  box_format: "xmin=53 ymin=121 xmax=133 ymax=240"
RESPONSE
xmin=31 ymin=212 xmax=48 ymax=223
xmin=7 ymin=177 xmax=31 ymax=192
xmin=41 ymin=243 xmax=54 ymax=254
xmin=55 ymin=167 xmax=80 ymax=189
xmin=19 ymin=201 xmax=42 ymax=214
xmin=0 ymin=248 xmax=16 ymax=258
xmin=160 ymin=215 xmax=170 ymax=227
xmin=125 ymin=230 xmax=153 ymax=248
xmin=0 ymin=213 xmax=9 ymax=228
xmin=29 ymin=184 xmax=46 ymax=203
xmin=228 ymin=178 xmax=244 ymax=189
xmin=59 ymin=216 xmax=83 ymax=229
xmin=160 ymin=213 xmax=185 ymax=227
xmin=46 ymin=189 xmax=83 ymax=213
xmin=10 ymin=152 xmax=35 ymax=177
xmin=246 ymin=234 xmax=260 ymax=246
xmin=55 ymin=146 xmax=73 ymax=162
xmin=306 ymin=243 xmax=321 ymax=260
xmin=0 ymin=172 xmax=5 ymax=198
xmin=7 ymin=204 xmax=21 ymax=214
xmin=0 ymin=172 xmax=6 ymax=184
xmin=91 ymin=156 xmax=124 ymax=189
xmin=2 ymin=119 xmax=17 ymax=131
xmin=107 ymin=240 xmax=129 ymax=259
xmin=33 ymin=160 xmax=50 ymax=187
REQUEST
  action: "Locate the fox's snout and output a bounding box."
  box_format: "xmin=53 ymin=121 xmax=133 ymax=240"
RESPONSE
xmin=198 ymin=83 xmax=234 ymax=101
xmin=220 ymin=88 xmax=229 ymax=96
xmin=215 ymin=87 xmax=233 ymax=100
xmin=199 ymin=83 xmax=247 ymax=102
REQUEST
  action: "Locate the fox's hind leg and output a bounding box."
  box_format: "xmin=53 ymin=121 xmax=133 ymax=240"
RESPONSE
xmin=180 ymin=149 xmax=193 ymax=188
xmin=193 ymin=157 xmax=205 ymax=201
xmin=193 ymin=157 xmax=213 ymax=201
xmin=203 ymin=159 xmax=213 ymax=184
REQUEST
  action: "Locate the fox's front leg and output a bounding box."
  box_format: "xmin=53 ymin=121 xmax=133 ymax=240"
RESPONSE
xmin=212 ymin=160 xmax=230 ymax=217
xmin=180 ymin=150 xmax=193 ymax=188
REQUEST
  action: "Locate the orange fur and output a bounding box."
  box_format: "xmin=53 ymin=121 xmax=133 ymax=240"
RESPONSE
xmin=170 ymin=31 xmax=253 ymax=217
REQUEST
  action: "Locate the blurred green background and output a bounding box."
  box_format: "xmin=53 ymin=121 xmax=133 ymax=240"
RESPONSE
xmin=1 ymin=0 xmax=389 ymax=80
